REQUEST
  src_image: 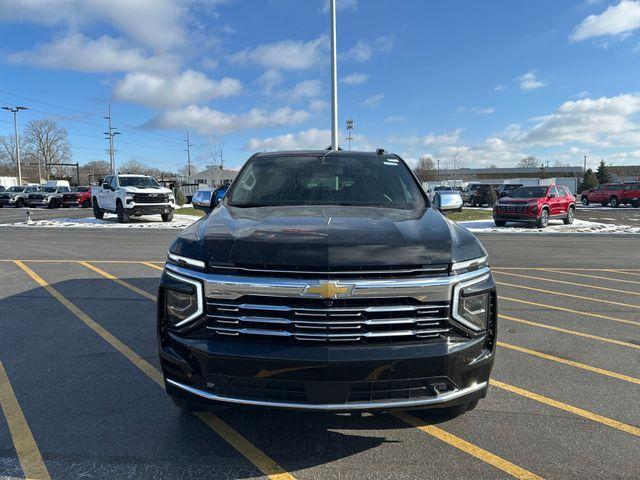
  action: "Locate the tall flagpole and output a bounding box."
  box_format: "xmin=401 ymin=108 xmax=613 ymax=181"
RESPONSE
xmin=330 ymin=0 xmax=339 ymax=150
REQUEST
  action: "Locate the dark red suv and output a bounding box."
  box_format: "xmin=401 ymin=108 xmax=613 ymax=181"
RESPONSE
xmin=493 ymin=185 xmax=575 ymax=228
xmin=621 ymin=183 xmax=640 ymax=208
xmin=580 ymin=183 xmax=627 ymax=207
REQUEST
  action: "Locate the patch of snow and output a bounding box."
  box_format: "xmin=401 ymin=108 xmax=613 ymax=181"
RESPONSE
xmin=459 ymin=218 xmax=640 ymax=234
xmin=2 ymin=213 xmax=201 ymax=229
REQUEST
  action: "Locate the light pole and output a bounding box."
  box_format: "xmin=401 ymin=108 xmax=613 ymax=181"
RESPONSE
xmin=185 ymin=131 xmax=192 ymax=178
xmin=346 ymin=119 xmax=354 ymax=150
xmin=330 ymin=0 xmax=339 ymax=150
xmin=2 ymin=106 xmax=28 ymax=185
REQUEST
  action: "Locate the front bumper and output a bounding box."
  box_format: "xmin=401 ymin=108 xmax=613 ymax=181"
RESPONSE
xmin=26 ymin=198 xmax=49 ymax=207
xmin=0 ymin=198 xmax=14 ymax=206
xmin=158 ymin=265 xmax=496 ymax=412
xmin=126 ymin=203 xmax=174 ymax=215
xmin=492 ymin=214 xmax=538 ymax=223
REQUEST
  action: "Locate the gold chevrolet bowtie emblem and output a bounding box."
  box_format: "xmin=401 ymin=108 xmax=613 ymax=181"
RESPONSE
xmin=303 ymin=281 xmax=354 ymax=299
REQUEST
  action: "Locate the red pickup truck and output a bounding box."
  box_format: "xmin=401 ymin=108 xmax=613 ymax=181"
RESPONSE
xmin=61 ymin=186 xmax=92 ymax=208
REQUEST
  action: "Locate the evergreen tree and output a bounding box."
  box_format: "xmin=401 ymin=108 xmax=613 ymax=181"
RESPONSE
xmin=173 ymin=187 xmax=186 ymax=206
xmin=580 ymin=168 xmax=598 ymax=192
xmin=596 ymin=160 xmax=611 ymax=184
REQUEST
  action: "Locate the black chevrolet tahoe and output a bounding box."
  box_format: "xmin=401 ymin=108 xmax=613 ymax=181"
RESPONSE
xmin=157 ymin=150 xmax=496 ymax=414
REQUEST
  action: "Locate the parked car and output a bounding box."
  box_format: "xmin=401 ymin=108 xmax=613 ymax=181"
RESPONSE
xmin=0 ymin=185 xmax=40 ymax=208
xmin=497 ymin=184 xmax=523 ymax=198
xmin=25 ymin=186 xmax=71 ymax=208
xmin=461 ymin=183 xmax=481 ymax=203
xmin=469 ymin=185 xmax=498 ymax=207
xmin=158 ymin=150 xmax=496 ymax=415
xmin=493 ymin=185 xmax=575 ymax=228
xmin=580 ymin=183 xmax=626 ymax=207
xmin=621 ymin=183 xmax=640 ymax=208
xmin=92 ymin=174 xmax=175 ymax=223
xmin=191 ymin=189 xmax=213 ymax=212
xmin=61 ymin=186 xmax=92 ymax=208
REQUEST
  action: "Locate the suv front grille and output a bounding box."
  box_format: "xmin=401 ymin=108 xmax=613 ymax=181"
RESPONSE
xmin=208 ymin=264 xmax=449 ymax=279
xmin=133 ymin=193 xmax=168 ymax=203
xmin=496 ymin=204 xmax=528 ymax=213
xmin=206 ymin=296 xmax=451 ymax=343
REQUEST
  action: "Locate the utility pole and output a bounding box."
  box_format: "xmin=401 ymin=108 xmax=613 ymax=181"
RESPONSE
xmin=437 ymin=158 xmax=440 ymax=180
xmin=2 ymin=106 xmax=28 ymax=185
xmin=104 ymin=105 xmax=120 ymax=174
xmin=583 ymin=155 xmax=587 ymax=173
xmin=329 ymin=0 xmax=339 ymax=150
xmin=346 ymin=119 xmax=354 ymax=150
xmin=184 ymin=131 xmax=192 ymax=178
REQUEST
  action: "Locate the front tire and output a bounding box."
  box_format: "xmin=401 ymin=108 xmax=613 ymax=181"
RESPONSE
xmin=48 ymin=198 xmax=59 ymax=209
xmin=82 ymin=198 xmax=91 ymax=208
xmin=581 ymin=196 xmax=589 ymax=206
xmin=536 ymin=208 xmax=550 ymax=228
xmin=563 ymin=206 xmax=575 ymax=225
xmin=494 ymin=220 xmax=507 ymax=227
xmin=15 ymin=198 xmax=24 ymax=208
xmin=632 ymin=200 xmax=640 ymax=208
xmin=601 ymin=201 xmax=608 ymax=207
xmin=610 ymin=196 xmax=620 ymax=208
xmin=93 ymin=199 xmax=104 ymax=219
xmin=116 ymin=201 xmax=129 ymax=223
xmin=161 ymin=212 xmax=174 ymax=222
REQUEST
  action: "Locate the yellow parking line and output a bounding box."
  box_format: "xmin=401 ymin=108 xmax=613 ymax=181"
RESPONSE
xmin=497 ymin=281 xmax=640 ymax=311
xmin=490 ymin=379 xmax=640 ymax=437
xmin=499 ymin=295 xmax=640 ymax=327
xmin=500 ymin=314 xmax=640 ymax=350
xmin=494 ymin=271 xmax=640 ymax=297
xmin=14 ymin=261 xmax=295 ymax=480
xmin=143 ymin=262 xmax=164 ymax=271
xmin=90 ymin=262 xmax=549 ymax=478
xmin=0 ymin=361 xmax=51 ymax=480
xmin=537 ymin=269 xmax=640 ymax=286
xmin=78 ymin=262 xmax=157 ymax=301
xmin=497 ymin=342 xmax=640 ymax=385
xmin=393 ymin=412 xmax=544 ymax=480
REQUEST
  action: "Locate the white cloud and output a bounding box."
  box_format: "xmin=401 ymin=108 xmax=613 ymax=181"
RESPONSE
xmin=280 ymin=80 xmax=323 ymax=101
xmin=342 ymin=36 xmax=395 ymax=62
xmin=515 ymin=93 xmax=640 ymax=147
xmin=360 ymin=93 xmax=384 ymax=107
xmin=385 ymin=115 xmax=406 ymax=123
xmin=114 ymin=70 xmax=242 ymax=108
xmin=340 ymin=73 xmax=369 ymax=85
xmin=149 ymin=105 xmax=310 ymax=135
xmin=494 ymin=84 xmax=506 ymax=91
xmin=5 ymin=33 xmax=177 ymax=74
xmin=398 ymin=129 xmax=463 ymax=149
xmin=471 ymin=107 xmax=495 ymax=116
xmin=256 ymin=69 xmax=283 ymax=94
xmin=245 ymin=127 xmax=371 ymax=151
xmin=200 ymin=57 xmax=218 ymax=70
xmin=570 ymin=0 xmax=640 ymax=42
xmin=229 ymin=36 xmax=328 ymax=70
xmin=309 ymin=99 xmax=328 ymax=112
xmin=518 ymin=71 xmax=549 ymax=91
xmin=0 ymin=0 xmax=190 ymax=50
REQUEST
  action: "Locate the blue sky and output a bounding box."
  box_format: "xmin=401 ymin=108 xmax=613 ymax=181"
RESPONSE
xmin=1 ymin=0 xmax=640 ymax=173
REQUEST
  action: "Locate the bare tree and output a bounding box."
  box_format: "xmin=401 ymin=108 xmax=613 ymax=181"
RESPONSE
xmin=23 ymin=119 xmax=71 ymax=178
xmin=446 ymin=143 xmax=466 ymax=180
xmin=517 ymin=156 xmax=540 ymax=168
xmin=119 ymin=159 xmax=148 ymax=174
xmin=413 ymin=155 xmax=436 ymax=182
xmin=0 ymin=134 xmax=30 ymax=175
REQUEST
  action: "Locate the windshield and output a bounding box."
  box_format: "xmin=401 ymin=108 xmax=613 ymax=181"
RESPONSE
xmin=7 ymin=186 xmax=26 ymax=192
xmin=227 ymin=154 xmax=425 ymax=209
xmin=509 ymin=186 xmax=548 ymax=198
xmin=118 ymin=176 xmax=161 ymax=188
xmin=42 ymin=187 xmax=57 ymax=192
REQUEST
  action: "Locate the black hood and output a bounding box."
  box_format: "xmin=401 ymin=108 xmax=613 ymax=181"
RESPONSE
xmin=170 ymin=203 xmax=486 ymax=270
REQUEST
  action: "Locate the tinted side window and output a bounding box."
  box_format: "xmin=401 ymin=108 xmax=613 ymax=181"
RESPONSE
xmin=110 ymin=177 xmax=118 ymax=189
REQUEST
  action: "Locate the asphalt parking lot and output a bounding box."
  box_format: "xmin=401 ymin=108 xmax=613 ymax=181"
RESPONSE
xmin=0 ymin=228 xmax=639 ymax=480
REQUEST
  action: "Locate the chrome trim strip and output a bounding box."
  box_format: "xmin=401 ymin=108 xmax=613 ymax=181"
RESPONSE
xmin=451 ymin=273 xmax=492 ymax=332
xmin=451 ymin=256 xmax=488 ymax=273
xmin=209 ymin=265 xmax=448 ymax=275
xmin=164 ymin=270 xmax=204 ymax=327
xmin=167 ymin=252 xmax=205 ymax=270
xmin=166 ymin=263 xmax=490 ymax=301
xmin=166 ymin=378 xmax=487 ymax=411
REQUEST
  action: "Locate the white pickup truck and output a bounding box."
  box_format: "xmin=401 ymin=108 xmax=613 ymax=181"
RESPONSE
xmin=92 ymin=174 xmax=175 ymax=223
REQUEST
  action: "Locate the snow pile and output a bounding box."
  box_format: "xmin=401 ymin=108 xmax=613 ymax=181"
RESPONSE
xmin=3 ymin=213 xmax=201 ymax=229
xmin=459 ymin=218 xmax=640 ymax=234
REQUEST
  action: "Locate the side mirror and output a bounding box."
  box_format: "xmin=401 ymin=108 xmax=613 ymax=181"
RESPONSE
xmin=433 ymin=191 xmax=463 ymax=214
xmin=102 ymin=183 xmax=109 ymax=190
